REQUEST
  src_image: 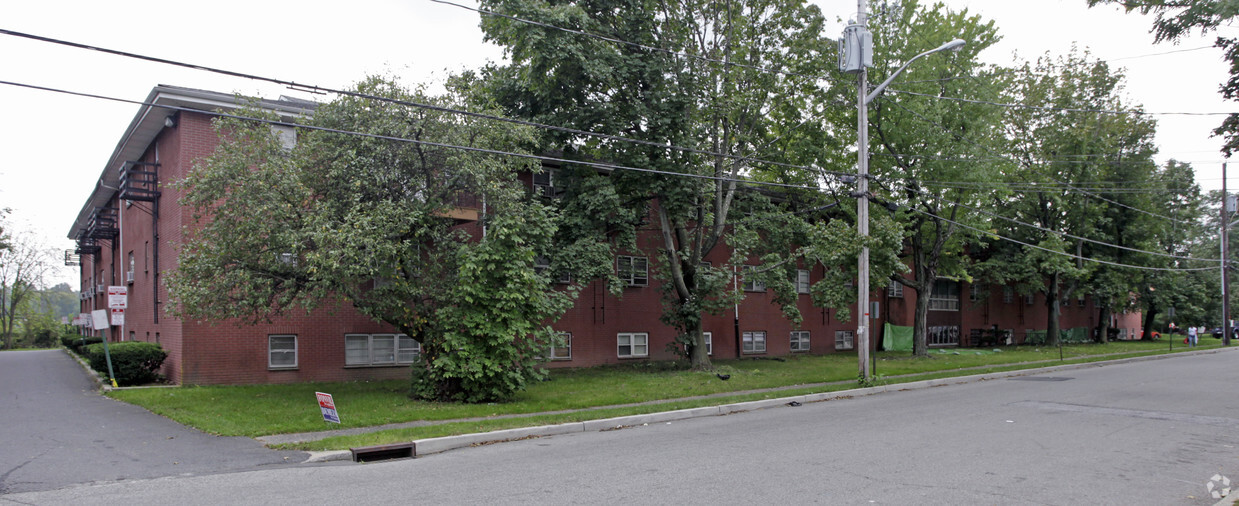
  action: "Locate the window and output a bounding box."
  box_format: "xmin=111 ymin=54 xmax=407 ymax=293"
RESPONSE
xmin=888 ymin=283 xmax=903 ymax=298
xmin=532 ymin=168 xmax=557 ymax=197
xmin=549 ymin=332 xmax=572 ymax=361
xmin=790 ymin=331 xmax=810 ymax=352
xmin=1025 ymin=293 xmax=1035 ymax=306
xmin=969 ymin=284 xmax=980 ymax=302
xmin=835 ymin=330 xmax=855 ymax=350
xmin=703 ymin=331 xmax=713 ymax=356
xmin=1002 ymin=286 xmax=1014 ymax=304
xmin=617 ymin=332 xmax=649 ymax=358
xmin=535 ymin=256 xmax=572 ymax=284
xmin=742 ymin=331 xmax=767 ymax=353
xmin=617 ymin=256 xmax=648 ymax=286
xmin=929 ymin=279 xmax=960 ymax=311
xmin=127 ymin=251 xmax=135 ymax=283
xmin=1077 ymin=295 xmax=1086 ymax=307
xmin=795 ymin=269 xmax=811 ymax=294
xmin=743 ymin=265 xmax=766 ymax=292
xmin=269 ymin=335 xmax=297 ymax=369
xmin=345 ymin=334 xmax=420 ymax=366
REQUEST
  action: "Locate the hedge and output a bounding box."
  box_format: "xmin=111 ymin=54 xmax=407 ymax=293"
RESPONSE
xmin=62 ymin=335 xmax=103 ymax=354
xmin=83 ymin=341 xmax=167 ymax=386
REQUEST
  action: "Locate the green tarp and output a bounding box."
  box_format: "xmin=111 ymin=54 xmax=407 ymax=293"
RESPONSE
xmin=883 ymin=323 xmax=913 ymax=352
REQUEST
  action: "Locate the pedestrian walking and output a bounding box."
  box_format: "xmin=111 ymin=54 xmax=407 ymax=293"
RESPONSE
xmin=1188 ymin=326 xmax=1198 ymax=347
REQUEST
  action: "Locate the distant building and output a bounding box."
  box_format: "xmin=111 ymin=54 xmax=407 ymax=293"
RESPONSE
xmin=68 ymin=86 xmax=1142 ymax=384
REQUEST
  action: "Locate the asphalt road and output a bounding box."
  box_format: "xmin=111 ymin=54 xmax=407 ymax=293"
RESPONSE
xmin=4 ymin=348 xmax=1238 ymax=504
xmin=0 ymin=350 xmax=306 ymax=494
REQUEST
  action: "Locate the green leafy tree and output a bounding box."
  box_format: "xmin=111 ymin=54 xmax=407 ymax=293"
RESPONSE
xmin=1086 ymin=0 xmax=1239 ymax=156
xmin=170 ymin=76 xmax=592 ymax=402
xmin=831 ymin=0 xmax=1007 ymax=356
xmin=0 ymin=221 xmax=58 ymax=350
xmin=986 ymin=49 xmax=1159 ymax=345
xmin=477 ymin=0 xmax=899 ymax=369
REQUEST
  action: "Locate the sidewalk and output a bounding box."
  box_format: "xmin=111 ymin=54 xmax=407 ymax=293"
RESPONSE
xmin=259 ymin=346 xmax=1238 ymax=463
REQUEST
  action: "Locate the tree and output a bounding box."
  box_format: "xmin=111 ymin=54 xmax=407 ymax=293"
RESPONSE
xmin=0 ymin=220 xmax=58 ymax=349
xmin=170 ymin=76 xmax=597 ymax=402
xmin=985 ymin=49 xmax=1160 ymax=345
xmin=1087 ymin=0 xmax=1239 ymax=157
xmin=833 ymin=0 xmax=1007 ymax=356
xmin=478 ymin=0 xmax=900 ymax=370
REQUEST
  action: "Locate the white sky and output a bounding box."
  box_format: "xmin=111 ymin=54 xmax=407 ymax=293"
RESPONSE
xmin=0 ymin=0 xmax=1233 ymax=286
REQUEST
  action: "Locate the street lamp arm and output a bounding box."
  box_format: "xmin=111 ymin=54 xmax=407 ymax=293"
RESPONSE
xmin=863 ymin=38 xmax=964 ymax=105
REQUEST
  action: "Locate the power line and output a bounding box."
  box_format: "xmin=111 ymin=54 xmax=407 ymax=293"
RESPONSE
xmin=0 ymin=80 xmax=832 ymax=194
xmin=882 ymin=98 xmax=1197 ymax=226
xmin=904 ymin=205 xmax=1217 ymax=272
xmin=0 ymin=28 xmax=855 ymax=181
xmin=427 ymin=0 xmax=834 ymax=83
xmin=885 ymin=180 xmax=1217 ymax=263
xmin=886 ymin=88 xmax=1237 ymax=116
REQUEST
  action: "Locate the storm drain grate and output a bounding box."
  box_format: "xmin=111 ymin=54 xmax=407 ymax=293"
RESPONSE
xmin=350 ymin=442 xmax=415 ymax=462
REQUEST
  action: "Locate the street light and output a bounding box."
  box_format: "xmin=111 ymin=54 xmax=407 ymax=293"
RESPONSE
xmin=840 ymin=1 xmax=964 ymax=380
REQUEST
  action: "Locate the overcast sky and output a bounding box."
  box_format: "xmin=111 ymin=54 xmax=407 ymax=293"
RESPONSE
xmin=1 ymin=0 xmax=1233 ymax=286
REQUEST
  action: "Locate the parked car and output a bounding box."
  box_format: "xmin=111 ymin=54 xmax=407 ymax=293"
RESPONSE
xmin=1209 ymin=327 xmax=1239 ymax=338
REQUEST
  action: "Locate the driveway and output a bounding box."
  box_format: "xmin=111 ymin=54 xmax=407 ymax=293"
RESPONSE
xmin=0 ymin=350 xmax=306 ymax=494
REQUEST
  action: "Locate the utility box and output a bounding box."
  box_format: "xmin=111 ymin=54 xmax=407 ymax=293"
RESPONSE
xmin=838 ymin=23 xmax=873 ymax=74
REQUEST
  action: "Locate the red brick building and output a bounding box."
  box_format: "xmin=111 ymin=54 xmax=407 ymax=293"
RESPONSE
xmin=69 ymin=86 xmax=1142 ymax=385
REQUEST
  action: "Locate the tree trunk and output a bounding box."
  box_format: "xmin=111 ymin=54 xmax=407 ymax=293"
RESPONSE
xmin=1045 ymin=272 xmax=1061 ymax=347
xmin=1096 ymin=301 xmax=1112 ymax=344
xmin=1141 ymin=303 xmax=1158 ymax=341
xmin=912 ymin=286 xmax=931 ymax=356
xmin=689 ymin=326 xmax=710 ymax=370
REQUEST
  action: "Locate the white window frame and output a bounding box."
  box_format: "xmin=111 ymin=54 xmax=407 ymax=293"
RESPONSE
xmin=345 ymin=333 xmax=421 ymax=366
xmin=268 ymin=334 xmax=297 ymax=369
xmin=742 ymin=265 xmax=766 ymax=292
xmin=888 ymin=283 xmax=903 ymax=298
xmin=532 ymin=168 xmax=556 ymax=197
xmin=835 ymin=330 xmax=855 ymax=350
xmin=1025 ymin=293 xmax=1036 ymax=306
xmin=790 ymin=331 xmax=810 ymax=352
xmin=1003 ymin=286 xmax=1014 ymax=304
xmin=617 ymin=256 xmax=648 ymax=287
xmin=703 ymin=331 xmax=713 ymax=356
xmin=617 ymin=332 xmax=649 ymax=358
xmin=929 ymin=279 xmax=960 ymax=311
xmin=549 ymin=332 xmax=572 ymax=361
xmin=742 ymin=331 xmax=767 ymax=354
xmin=969 ymin=283 xmax=980 ymax=302
xmin=795 ymin=269 xmax=811 ymax=294
xmin=1077 ymin=295 xmax=1086 ymax=307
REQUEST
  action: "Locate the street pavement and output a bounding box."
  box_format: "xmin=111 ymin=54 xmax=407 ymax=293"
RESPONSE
xmin=0 ymin=349 xmax=306 ymax=494
xmin=3 ymin=347 xmax=1238 ymax=504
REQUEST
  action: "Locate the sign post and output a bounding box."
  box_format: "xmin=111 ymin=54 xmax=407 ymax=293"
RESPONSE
xmin=90 ymin=309 xmax=118 ymax=387
xmin=316 ymin=392 xmax=341 ymax=424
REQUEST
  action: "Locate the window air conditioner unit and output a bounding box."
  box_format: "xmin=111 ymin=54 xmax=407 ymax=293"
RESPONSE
xmin=126 ymin=271 xmax=135 ymax=284
xmin=96 ymin=284 xmax=105 ymax=294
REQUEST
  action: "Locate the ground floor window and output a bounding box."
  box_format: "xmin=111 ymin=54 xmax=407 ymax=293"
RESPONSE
xmin=345 ymin=334 xmax=420 ymax=366
xmin=703 ymin=332 xmax=713 ymax=356
xmin=269 ymin=334 xmax=297 ymax=369
xmin=835 ymin=330 xmax=854 ymax=350
xmin=549 ymin=332 xmax=572 ymax=361
xmin=618 ymin=332 xmax=649 ymax=358
xmin=742 ymin=331 xmax=767 ymax=353
xmin=790 ymin=331 xmax=810 ymax=352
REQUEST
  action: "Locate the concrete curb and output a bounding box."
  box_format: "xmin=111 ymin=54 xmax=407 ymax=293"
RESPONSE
xmin=399 ymin=347 xmax=1233 ymax=459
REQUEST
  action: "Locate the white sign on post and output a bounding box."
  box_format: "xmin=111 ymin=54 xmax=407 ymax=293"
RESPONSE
xmin=90 ymin=310 xmax=108 ymax=330
xmin=107 ymin=286 xmax=128 ymax=309
xmin=110 ymin=308 xmax=125 ymax=326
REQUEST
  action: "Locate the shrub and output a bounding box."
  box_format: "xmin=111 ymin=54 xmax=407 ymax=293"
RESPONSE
xmin=83 ymin=341 xmax=167 ymax=386
xmin=63 ymin=335 xmax=103 ymax=354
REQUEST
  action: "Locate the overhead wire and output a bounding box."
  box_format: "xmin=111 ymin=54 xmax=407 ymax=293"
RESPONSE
xmin=0 ymin=28 xmax=856 ymax=181
xmin=8 ymin=78 xmax=1217 ymax=273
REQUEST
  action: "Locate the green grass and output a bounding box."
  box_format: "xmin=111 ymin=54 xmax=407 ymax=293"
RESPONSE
xmin=107 ymin=339 xmax=1224 ymax=450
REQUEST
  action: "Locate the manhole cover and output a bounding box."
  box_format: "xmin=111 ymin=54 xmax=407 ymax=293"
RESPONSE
xmin=1008 ymin=376 xmax=1072 ymax=382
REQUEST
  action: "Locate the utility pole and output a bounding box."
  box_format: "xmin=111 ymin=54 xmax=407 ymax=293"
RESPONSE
xmin=1224 ymin=162 xmax=1231 ymax=346
xmin=855 ymin=0 xmax=871 ymax=380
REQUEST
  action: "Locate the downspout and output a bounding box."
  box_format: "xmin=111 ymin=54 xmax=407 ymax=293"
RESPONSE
xmin=734 ymin=265 xmax=741 ymax=358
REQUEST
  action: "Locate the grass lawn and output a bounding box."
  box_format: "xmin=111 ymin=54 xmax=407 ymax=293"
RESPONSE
xmin=107 ymin=338 xmax=1224 ymax=450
